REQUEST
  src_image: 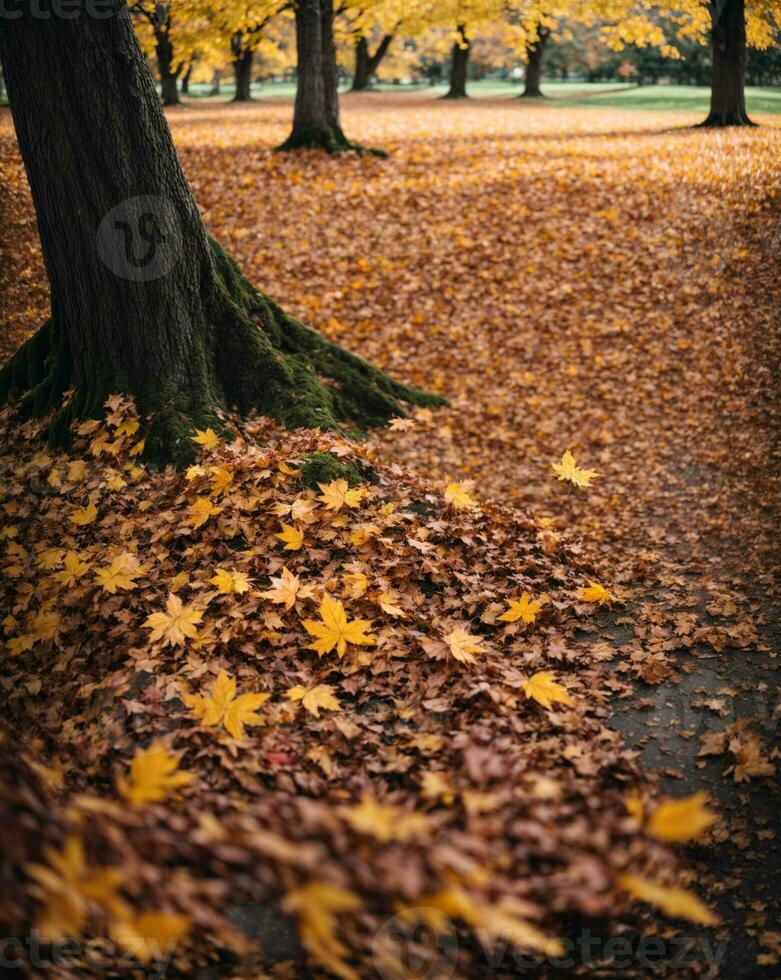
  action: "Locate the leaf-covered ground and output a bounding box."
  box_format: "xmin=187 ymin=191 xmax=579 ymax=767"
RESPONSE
xmin=1 ymin=94 xmax=780 ymax=976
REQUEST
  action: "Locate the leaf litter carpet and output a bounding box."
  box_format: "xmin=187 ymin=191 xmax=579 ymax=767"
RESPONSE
xmin=0 ymin=94 xmax=779 ymax=976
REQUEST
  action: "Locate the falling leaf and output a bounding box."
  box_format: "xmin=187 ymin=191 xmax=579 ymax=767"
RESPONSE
xmin=617 ymin=873 xmax=718 ymax=926
xmin=144 ymin=594 xmax=203 ymax=646
xmin=647 ymin=792 xmax=718 ymax=842
xmin=499 ymin=592 xmax=542 ymax=624
xmin=287 ymin=684 xmax=341 ymax=717
xmin=184 ymin=669 xmax=270 ymax=739
xmin=523 ymin=672 xmax=573 ymax=710
xmin=551 ymin=450 xmax=600 ymax=488
xmin=117 ymin=740 xmax=193 ymax=806
xmin=276 ymin=523 xmax=304 ymax=551
xmin=303 ymin=596 xmax=375 ymax=658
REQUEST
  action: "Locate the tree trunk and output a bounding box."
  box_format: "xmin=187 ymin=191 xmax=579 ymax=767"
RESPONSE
xmin=521 ymin=28 xmax=549 ymax=98
xmin=209 ymin=69 xmax=221 ymax=96
xmin=444 ymin=27 xmax=470 ymax=99
xmin=155 ymin=29 xmax=180 ymax=107
xmin=278 ymin=0 xmax=380 ymax=153
xmin=181 ymin=59 xmax=193 ymax=96
xmin=0 ymin=2 xmax=438 ymax=466
xmin=351 ymin=32 xmax=394 ymax=91
xmin=701 ymin=0 xmax=754 ymax=125
xmin=352 ymin=35 xmax=371 ymax=91
xmin=233 ymin=48 xmax=254 ymax=102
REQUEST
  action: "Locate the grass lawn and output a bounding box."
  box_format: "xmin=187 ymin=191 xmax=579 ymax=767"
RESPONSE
xmin=175 ymin=77 xmax=781 ymax=114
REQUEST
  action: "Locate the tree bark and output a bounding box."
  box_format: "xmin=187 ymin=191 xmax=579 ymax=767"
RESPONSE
xmin=444 ymin=27 xmax=470 ymax=99
xmin=181 ymin=59 xmax=193 ymax=96
xmin=351 ymin=32 xmax=394 ymax=91
xmin=352 ymin=35 xmax=371 ymax=91
xmin=278 ymin=0 xmax=380 ymax=153
xmin=232 ymin=45 xmax=254 ymax=102
xmin=0 ymin=2 xmax=437 ymax=465
xmin=154 ymin=27 xmax=180 ymax=106
xmin=701 ymin=0 xmax=754 ymax=125
xmin=521 ymin=28 xmax=549 ymax=98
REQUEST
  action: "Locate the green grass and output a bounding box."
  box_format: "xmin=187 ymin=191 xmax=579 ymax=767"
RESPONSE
xmin=178 ymin=78 xmax=781 ymax=115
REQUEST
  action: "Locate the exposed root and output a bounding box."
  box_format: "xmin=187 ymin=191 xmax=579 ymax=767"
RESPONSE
xmin=0 ymin=239 xmax=444 ymax=467
xmin=275 ymin=124 xmax=388 ymax=157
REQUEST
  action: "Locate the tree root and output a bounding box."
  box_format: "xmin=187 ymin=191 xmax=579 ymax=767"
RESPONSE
xmin=275 ymin=124 xmax=388 ymax=157
xmin=697 ymin=110 xmax=756 ymax=127
xmin=0 ymin=238 xmax=444 ymax=467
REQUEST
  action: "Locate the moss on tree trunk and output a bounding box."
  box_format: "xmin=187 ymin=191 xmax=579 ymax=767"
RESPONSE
xmin=0 ymin=1 xmax=438 ymax=467
xmin=0 ymin=239 xmax=443 ymax=467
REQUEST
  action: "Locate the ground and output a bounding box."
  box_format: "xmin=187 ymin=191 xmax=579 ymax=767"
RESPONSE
xmin=1 ymin=92 xmax=779 ymax=976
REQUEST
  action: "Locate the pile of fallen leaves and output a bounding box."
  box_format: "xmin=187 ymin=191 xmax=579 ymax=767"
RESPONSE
xmin=0 ymin=397 xmax=722 ymax=976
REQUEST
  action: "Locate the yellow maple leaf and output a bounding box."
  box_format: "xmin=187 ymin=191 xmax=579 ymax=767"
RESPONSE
xmin=341 ymin=794 xmax=429 ymax=842
xmin=94 ymin=553 xmax=144 ymax=594
xmin=283 ymin=881 xmax=360 ymax=980
xmin=444 ymin=626 xmax=485 ymax=665
xmin=499 ymin=592 xmax=542 ymax=624
xmin=303 ymin=595 xmax=375 ymax=658
xmin=209 ymin=466 xmax=234 ymax=496
xmin=444 ymin=480 xmax=477 ymax=509
xmin=53 ymin=552 xmax=91 ymax=588
xmin=117 ymin=740 xmax=193 ymax=806
xmin=377 ymin=590 xmax=407 ymax=618
xmin=342 ymin=570 xmax=369 ymax=599
xmin=191 ymin=428 xmax=219 ymax=451
xmin=551 ymin=450 xmax=600 ymax=488
xmin=579 ymin=581 xmax=610 ymax=604
xmin=523 ymin=672 xmax=573 ymax=710
xmin=278 ymin=460 xmax=301 ymax=477
xmin=144 ymin=594 xmax=203 ymax=646
xmin=69 ymin=502 xmax=97 ymax=526
xmin=26 ymin=836 xmax=126 ymax=939
xmin=209 ymin=568 xmax=251 ymax=595
xmin=287 ymin=684 xmax=341 ymax=717
xmin=188 ymin=496 xmax=222 ymax=528
xmin=261 ymin=566 xmax=313 ymax=610
xmin=184 ymin=669 xmax=270 ymax=739
xmin=647 ymin=792 xmax=718 ymax=842
xmin=110 ymin=911 xmax=190 ymax=963
xmin=106 ymin=474 xmax=127 ymax=491
xmin=276 ymin=523 xmax=304 ymax=551
xmin=317 ymin=479 xmax=367 ymax=512
xmin=616 ymin=873 xmax=718 ymax=926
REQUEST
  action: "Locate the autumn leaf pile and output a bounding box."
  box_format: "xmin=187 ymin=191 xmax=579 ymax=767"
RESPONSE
xmin=0 ymin=398 xmax=718 ymax=976
xmin=1 ymin=95 xmax=780 ymax=974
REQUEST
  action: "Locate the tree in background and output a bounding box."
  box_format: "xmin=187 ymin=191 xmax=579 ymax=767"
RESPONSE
xmin=0 ymin=2 xmax=438 ymax=465
xmin=131 ymin=0 xmax=193 ymax=105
